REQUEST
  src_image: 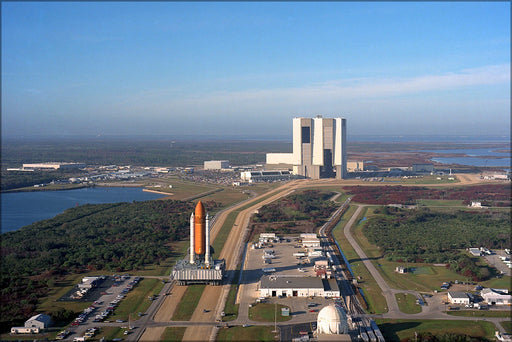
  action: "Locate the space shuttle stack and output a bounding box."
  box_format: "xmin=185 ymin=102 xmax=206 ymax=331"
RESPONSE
xmin=188 ymin=201 xmax=211 ymax=267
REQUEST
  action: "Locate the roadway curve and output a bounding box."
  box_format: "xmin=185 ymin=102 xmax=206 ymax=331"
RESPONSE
xmin=343 ymin=204 xmax=510 ymax=334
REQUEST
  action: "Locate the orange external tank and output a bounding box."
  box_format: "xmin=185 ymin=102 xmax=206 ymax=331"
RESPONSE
xmin=194 ymin=201 xmax=206 ymax=255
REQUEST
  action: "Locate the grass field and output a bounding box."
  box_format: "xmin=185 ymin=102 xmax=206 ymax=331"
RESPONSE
xmin=248 ymin=303 xmax=292 ymax=322
xmin=446 ymin=310 xmax=511 ymax=318
xmin=416 ymin=199 xmax=465 ymax=206
xmin=216 ymin=325 xmax=278 ymax=341
xmin=211 ymin=210 xmax=239 ymax=259
xmin=501 ymin=320 xmax=512 ymax=334
xmin=95 ymin=326 xmax=124 ymax=341
xmin=222 ymin=270 xmax=240 ymax=322
xmin=376 ymin=319 xmax=496 ymax=341
xmin=401 ymin=175 xmax=460 ymax=185
xmin=161 ymin=327 xmax=187 ymax=341
xmin=171 ymin=285 xmax=206 ymax=321
xmin=331 ymin=205 xmax=388 ymax=314
xmin=110 ymin=278 xmax=164 ymax=321
xmin=395 ymin=293 xmax=422 ymax=314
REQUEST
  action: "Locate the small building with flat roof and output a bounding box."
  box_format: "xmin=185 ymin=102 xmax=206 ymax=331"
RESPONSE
xmin=448 ymin=291 xmax=470 ymax=305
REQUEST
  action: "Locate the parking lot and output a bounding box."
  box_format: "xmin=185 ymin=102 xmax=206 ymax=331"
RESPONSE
xmin=63 ymin=275 xmax=141 ymax=341
xmin=483 ymin=250 xmax=512 ymax=276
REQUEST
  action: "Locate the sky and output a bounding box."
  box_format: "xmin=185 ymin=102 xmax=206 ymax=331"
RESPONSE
xmin=2 ymin=2 xmax=510 ymax=140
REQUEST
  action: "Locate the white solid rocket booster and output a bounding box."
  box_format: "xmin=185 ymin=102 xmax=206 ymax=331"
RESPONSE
xmin=189 ymin=212 xmax=195 ymax=264
xmin=205 ymin=213 xmax=210 ymax=266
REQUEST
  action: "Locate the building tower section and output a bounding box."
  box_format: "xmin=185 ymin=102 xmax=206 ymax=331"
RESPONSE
xmin=268 ymin=115 xmax=346 ymax=179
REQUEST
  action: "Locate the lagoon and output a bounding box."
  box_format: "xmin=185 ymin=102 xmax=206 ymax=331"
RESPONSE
xmin=421 ymin=148 xmax=511 ymax=168
xmin=1 ymin=187 xmax=166 ymax=233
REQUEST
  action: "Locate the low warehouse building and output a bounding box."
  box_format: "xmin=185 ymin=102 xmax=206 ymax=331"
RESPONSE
xmin=481 ymin=288 xmax=512 ymax=305
xmin=259 ymin=275 xmax=340 ymax=298
xmin=11 ymin=313 xmax=52 ymax=334
xmin=448 ymin=291 xmax=470 ymax=305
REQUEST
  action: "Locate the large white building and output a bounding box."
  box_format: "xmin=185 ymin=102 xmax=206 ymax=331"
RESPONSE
xmin=259 ymin=275 xmax=340 ymax=298
xmin=22 ymin=162 xmax=86 ymax=170
xmin=266 ymin=116 xmax=347 ymax=179
xmin=481 ymin=288 xmax=512 ymax=305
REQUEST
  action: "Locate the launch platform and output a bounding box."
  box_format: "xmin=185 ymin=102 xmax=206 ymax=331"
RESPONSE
xmin=171 ymin=201 xmax=226 ymax=285
xmin=172 ymin=258 xmax=225 ymax=285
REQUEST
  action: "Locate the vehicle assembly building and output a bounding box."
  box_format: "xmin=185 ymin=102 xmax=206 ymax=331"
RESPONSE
xmin=172 ymin=201 xmax=225 ymax=285
xmin=266 ymin=116 xmax=347 ymax=179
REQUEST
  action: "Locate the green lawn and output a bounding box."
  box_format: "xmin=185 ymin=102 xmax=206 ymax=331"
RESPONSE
xmin=480 ymin=275 xmax=512 ymax=290
xmin=501 ymin=320 xmax=512 ymax=334
xmin=222 ymin=270 xmax=240 ymax=322
xmin=94 ymin=326 xmax=124 ymax=341
xmin=447 ymin=310 xmax=511 ymax=318
xmin=376 ymin=319 xmax=496 ymax=341
xmin=161 ymin=327 xmax=187 ymax=341
xmin=212 ymin=210 xmax=240 ymax=258
xmin=248 ymin=303 xmax=292 ymax=322
xmin=216 ymin=325 xmax=278 ymax=341
xmin=171 ymin=285 xmax=206 ymax=321
xmin=417 ymin=199 xmax=465 ymax=206
xmin=111 ymin=278 xmax=164 ymax=321
xmin=395 ymin=293 xmax=421 ymax=314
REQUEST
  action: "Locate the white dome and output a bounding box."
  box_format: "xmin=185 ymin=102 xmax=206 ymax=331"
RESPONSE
xmin=317 ymin=304 xmax=348 ymax=335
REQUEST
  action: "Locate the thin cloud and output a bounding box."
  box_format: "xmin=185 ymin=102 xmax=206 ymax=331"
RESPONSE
xmin=161 ymin=64 xmax=510 ymax=109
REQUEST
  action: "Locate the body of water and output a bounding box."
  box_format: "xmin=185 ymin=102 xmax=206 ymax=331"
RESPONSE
xmin=421 ymin=148 xmax=510 ymax=167
xmin=1 ymin=187 xmax=166 ymax=233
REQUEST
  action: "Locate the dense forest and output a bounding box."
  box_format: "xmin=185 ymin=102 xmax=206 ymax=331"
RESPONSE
xmin=253 ymin=190 xmax=337 ymax=225
xmin=343 ymin=184 xmax=511 ymax=207
xmin=0 ymin=199 xmax=217 ymax=332
xmin=1 ymin=169 xmax=82 ymax=191
xmin=363 ymin=207 xmax=511 ymax=280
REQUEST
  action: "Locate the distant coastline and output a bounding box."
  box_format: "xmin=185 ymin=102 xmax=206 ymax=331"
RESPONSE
xmin=3 ymin=134 xmax=510 ymax=143
xmin=142 ymin=188 xmax=174 ymax=196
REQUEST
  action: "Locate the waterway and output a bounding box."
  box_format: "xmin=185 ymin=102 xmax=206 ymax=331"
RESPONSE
xmin=1 ymin=187 xmax=166 ymax=234
xmin=421 ymin=148 xmax=510 ymax=168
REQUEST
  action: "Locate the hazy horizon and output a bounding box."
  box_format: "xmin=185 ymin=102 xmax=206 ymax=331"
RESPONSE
xmin=2 ymin=2 xmax=510 ymax=139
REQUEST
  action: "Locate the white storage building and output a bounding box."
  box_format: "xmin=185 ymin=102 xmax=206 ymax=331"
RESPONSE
xmin=448 ymin=291 xmax=470 ymax=305
xmin=481 ymin=288 xmax=512 ymax=305
xmin=259 ymin=275 xmax=340 ymax=298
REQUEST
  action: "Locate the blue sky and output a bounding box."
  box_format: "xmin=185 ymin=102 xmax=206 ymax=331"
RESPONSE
xmin=2 ymin=2 xmax=510 ymax=139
